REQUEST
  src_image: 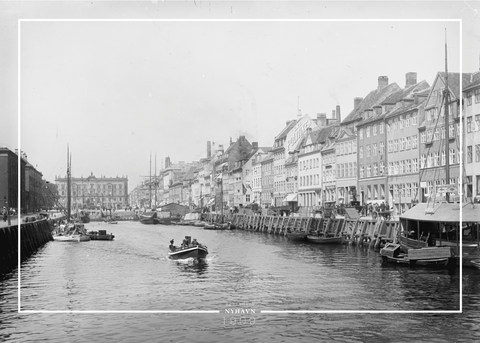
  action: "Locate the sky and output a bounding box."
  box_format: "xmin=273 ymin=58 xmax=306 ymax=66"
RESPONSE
xmin=0 ymin=1 xmax=479 ymax=190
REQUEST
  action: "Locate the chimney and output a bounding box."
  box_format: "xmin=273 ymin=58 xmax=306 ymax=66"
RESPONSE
xmin=336 ymin=105 xmax=341 ymax=121
xmin=378 ymin=76 xmax=389 ymax=90
xmin=317 ymin=113 xmax=327 ymax=127
xmin=218 ymin=144 xmax=224 ymax=154
xmin=297 ymin=109 xmax=302 ymax=119
xmin=354 ymin=97 xmax=363 ymax=109
xmin=207 ymin=141 xmax=211 ymax=158
xmin=332 ymin=110 xmax=336 ymax=119
xmin=230 ymin=137 xmax=233 ymax=146
xmin=252 ymin=142 xmax=258 ymax=150
xmin=406 ymin=72 xmax=417 ymax=87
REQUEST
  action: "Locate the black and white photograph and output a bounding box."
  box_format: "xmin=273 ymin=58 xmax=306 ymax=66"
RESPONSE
xmin=1 ymin=1 xmax=479 ymax=342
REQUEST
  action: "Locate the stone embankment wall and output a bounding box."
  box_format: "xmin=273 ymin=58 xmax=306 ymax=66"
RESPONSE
xmin=0 ymin=216 xmax=63 ymax=274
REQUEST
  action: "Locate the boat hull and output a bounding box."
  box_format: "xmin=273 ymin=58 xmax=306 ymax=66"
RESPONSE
xmin=307 ymin=235 xmax=345 ymax=244
xmin=286 ymin=232 xmax=308 ymax=241
xmin=204 ymin=223 xmax=230 ymax=230
xmin=53 ymin=235 xmax=81 ymax=242
xmin=168 ymin=246 xmax=208 ymax=261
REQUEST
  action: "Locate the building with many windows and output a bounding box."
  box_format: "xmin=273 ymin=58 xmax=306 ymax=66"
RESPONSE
xmin=418 ymin=72 xmax=466 ymax=202
xmin=463 ymin=71 xmax=480 ymax=201
xmin=56 ymin=173 xmax=128 ymax=210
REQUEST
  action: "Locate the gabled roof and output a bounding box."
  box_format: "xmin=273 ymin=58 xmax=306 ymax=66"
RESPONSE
xmin=342 ymin=82 xmax=401 ymax=124
xmin=274 ymin=120 xmax=297 ymax=141
xmin=437 ymin=72 xmax=473 ymax=99
xmin=464 ymin=71 xmax=480 ymax=92
xmin=335 ymin=126 xmax=355 ymax=141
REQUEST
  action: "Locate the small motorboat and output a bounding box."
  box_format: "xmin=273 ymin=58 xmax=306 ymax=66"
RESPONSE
xmin=168 ymin=236 xmax=208 ymax=262
xmin=88 ymin=229 xmax=115 ymax=241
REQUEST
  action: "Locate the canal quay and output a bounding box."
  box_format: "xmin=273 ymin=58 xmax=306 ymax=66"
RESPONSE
xmin=0 ymin=212 xmax=479 ymax=343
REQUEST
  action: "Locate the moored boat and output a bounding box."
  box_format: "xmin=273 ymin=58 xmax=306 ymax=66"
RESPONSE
xmin=204 ymin=223 xmax=230 ymax=230
xmin=139 ymin=211 xmax=158 ymax=224
xmin=286 ymin=230 xmax=308 ymax=241
xmin=53 ymin=222 xmax=90 ymax=242
xmin=307 ymin=234 xmax=345 ymax=244
xmin=380 ymin=243 xmax=450 ymax=267
xmin=88 ymin=229 xmax=115 ymax=241
xmin=168 ymin=236 xmax=208 ymax=262
xmin=469 ymin=258 xmax=480 ymax=270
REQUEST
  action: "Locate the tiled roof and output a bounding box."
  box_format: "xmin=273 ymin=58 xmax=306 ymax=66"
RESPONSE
xmin=438 ymin=72 xmax=473 ymax=98
xmin=464 ymin=71 xmax=480 ymax=91
xmin=342 ymin=82 xmax=401 ymax=124
xmin=360 ymin=81 xmax=429 ymax=125
xmin=274 ymin=120 xmax=297 ymax=141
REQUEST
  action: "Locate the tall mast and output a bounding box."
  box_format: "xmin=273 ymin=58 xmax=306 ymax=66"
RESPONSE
xmin=155 ymin=153 xmax=157 ymax=208
xmin=67 ymin=144 xmax=71 ymax=222
xmin=149 ymin=152 xmax=152 ymax=208
xmin=444 ymin=28 xmax=450 ymax=202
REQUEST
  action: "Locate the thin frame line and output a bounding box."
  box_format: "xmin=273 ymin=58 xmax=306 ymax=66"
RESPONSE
xmin=17 ymin=17 xmax=463 ymax=314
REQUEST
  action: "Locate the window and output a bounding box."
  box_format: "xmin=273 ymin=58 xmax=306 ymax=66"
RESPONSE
xmin=373 ymin=163 xmax=378 ymax=176
xmin=449 ymin=124 xmax=455 ymax=138
xmin=467 ymin=91 xmax=472 ymax=105
xmin=359 ymin=128 xmax=363 ymax=139
xmin=434 ymin=128 xmax=440 ymax=141
xmin=360 ymin=165 xmax=364 ymax=178
xmin=394 ymin=161 xmax=399 ymax=175
xmin=412 ymin=114 xmax=418 ymax=125
xmin=367 ymin=164 xmax=371 ymax=177
xmin=468 ymin=117 xmax=473 ymax=133
xmin=389 ymin=162 xmax=394 ymax=175
xmin=476 ymin=114 xmax=480 ymax=131
xmin=366 ymin=127 xmax=371 ymax=138
xmin=420 ymin=154 xmax=426 ymax=169
xmin=412 ymin=158 xmax=418 ymax=172
xmin=468 ymin=146 xmax=473 ymax=163
xmin=434 ymin=152 xmax=440 ymax=166
xmin=380 ymin=141 xmax=385 ymax=154
xmin=406 ymin=137 xmax=411 ymax=150
xmin=388 ymin=140 xmax=392 ymax=153
xmin=373 ymin=143 xmax=377 ymax=156
xmin=420 ymin=132 xmax=426 ymax=143
xmin=380 ymin=122 xmax=384 ymax=134
xmin=405 ymin=159 xmax=411 ymax=173
xmin=394 ymin=139 xmax=398 ymax=152
xmin=476 ymin=145 xmax=480 ymax=162
xmin=475 ymin=89 xmax=480 ymax=103
xmin=359 ymin=147 xmax=363 ymax=158
xmin=426 ymin=130 xmax=433 ymax=142
xmin=441 ymin=150 xmax=446 ymax=166
xmin=449 ymin=149 xmax=456 ymax=164
xmin=400 ymin=160 xmax=404 ymax=174
xmin=366 ymin=145 xmax=371 ymax=157
xmin=399 ymin=116 xmax=404 ymax=129
xmin=380 ymin=161 xmax=385 ymax=174
xmin=412 ymin=135 xmax=418 ymax=148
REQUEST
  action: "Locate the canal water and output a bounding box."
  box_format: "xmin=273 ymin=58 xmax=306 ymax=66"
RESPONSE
xmin=1 ymin=221 xmax=479 ymax=342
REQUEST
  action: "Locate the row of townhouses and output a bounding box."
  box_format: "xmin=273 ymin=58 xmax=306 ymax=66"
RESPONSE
xmin=128 ymin=70 xmax=480 ymax=215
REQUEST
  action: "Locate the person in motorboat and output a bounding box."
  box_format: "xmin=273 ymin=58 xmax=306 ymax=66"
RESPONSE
xmin=192 ymin=238 xmax=198 ymax=246
xmin=169 ymin=239 xmax=176 ymax=251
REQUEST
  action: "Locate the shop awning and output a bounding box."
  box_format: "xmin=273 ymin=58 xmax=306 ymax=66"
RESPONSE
xmin=283 ymin=193 xmax=298 ymax=202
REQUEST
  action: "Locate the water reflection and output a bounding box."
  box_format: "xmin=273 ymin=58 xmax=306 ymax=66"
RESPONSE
xmin=174 ymin=259 xmax=209 ymax=275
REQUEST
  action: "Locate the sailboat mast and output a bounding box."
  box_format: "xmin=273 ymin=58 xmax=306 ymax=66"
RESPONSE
xmin=155 ymin=153 xmax=157 ymax=208
xmin=149 ymin=152 xmax=152 ymax=208
xmin=444 ymin=29 xmax=450 ymax=202
xmin=67 ymin=145 xmax=71 ymax=222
